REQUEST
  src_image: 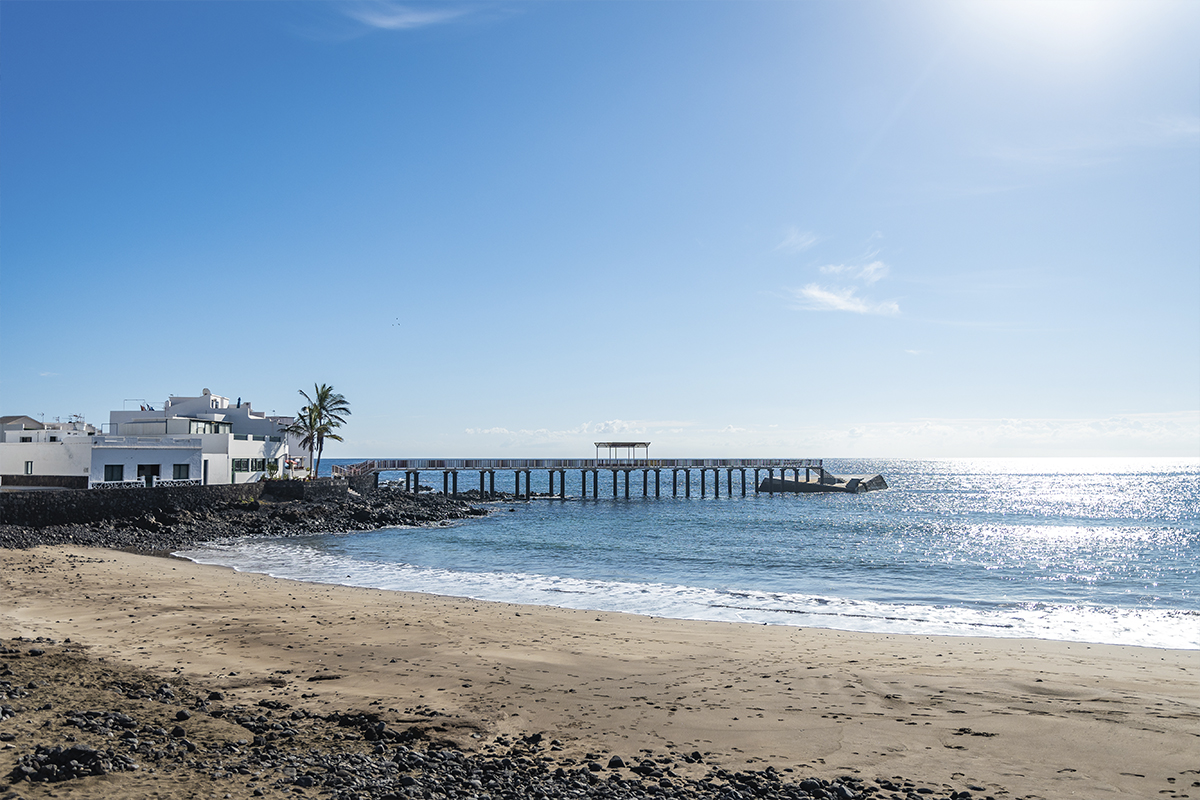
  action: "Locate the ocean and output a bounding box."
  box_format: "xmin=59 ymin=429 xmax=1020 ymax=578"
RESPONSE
xmin=176 ymin=457 xmax=1200 ymax=650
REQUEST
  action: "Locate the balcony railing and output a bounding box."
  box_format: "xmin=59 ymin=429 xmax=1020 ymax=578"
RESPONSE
xmin=91 ymin=478 xmax=203 ymax=489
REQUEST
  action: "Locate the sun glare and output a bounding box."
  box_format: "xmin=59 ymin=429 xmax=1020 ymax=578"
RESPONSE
xmin=948 ymin=0 xmax=1156 ymax=64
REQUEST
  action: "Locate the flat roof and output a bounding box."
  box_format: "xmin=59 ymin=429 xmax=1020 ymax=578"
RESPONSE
xmin=594 ymin=442 xmax=650 ymax=448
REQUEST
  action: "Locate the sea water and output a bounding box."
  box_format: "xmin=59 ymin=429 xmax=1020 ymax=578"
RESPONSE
xmin=176 ymin=458 xmax=1200 ymax=649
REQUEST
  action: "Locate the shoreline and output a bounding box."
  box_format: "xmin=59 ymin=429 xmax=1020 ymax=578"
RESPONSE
xmin=3 ymin=546 xmax=1198 ymax=799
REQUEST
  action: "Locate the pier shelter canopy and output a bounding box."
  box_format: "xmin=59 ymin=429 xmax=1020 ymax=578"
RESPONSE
xmin=595 ymin=441 xmax=650 ymax=461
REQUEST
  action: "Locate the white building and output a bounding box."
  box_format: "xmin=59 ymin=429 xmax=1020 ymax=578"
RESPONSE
xmin=1 ymin=389 xmax=296 ymax=488
xmin=0 ymin=416 xmax=98 ymax=487
xmin=99 ymin=389 xmax=290 ymax=486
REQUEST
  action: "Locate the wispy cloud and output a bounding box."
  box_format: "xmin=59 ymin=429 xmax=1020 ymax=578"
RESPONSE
xmin=820 ymin=412 xmax=1200 ymax=457
xmin=465 ymin=419 xmax=695 ymax=442
xmin=785 ymin=232 xmax=899 ymax=315
xmin=343 ymin=2 xmax=468 ymax=31
xmin=819 ymin=260 xmax=889 ymax=285
xmin=987 ymin=115 xmax=1200 ymax=167
xmin=637 ymin=412 xmax=1200 ymax=458
xmin=774 ymin=226 xmax=818 ymax=254
xmin=790 ymin=284 xmax=899 ymax=315
xmin=38 ymin=371 xmax=60 ymax=378
xmin=1145 ymin=115 xmax=1200 ymax=140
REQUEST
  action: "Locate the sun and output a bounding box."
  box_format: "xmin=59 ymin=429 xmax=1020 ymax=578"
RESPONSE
xmin=946 ymin=0 xmax=1154 ymax=63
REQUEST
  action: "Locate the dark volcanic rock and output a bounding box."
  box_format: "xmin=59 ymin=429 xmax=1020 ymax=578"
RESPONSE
xmin=0 ymin=486 xmax=489 ymax=552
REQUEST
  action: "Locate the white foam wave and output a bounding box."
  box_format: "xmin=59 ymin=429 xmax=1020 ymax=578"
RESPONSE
xmin=175 ymin=541 xmax=1199 ymax=650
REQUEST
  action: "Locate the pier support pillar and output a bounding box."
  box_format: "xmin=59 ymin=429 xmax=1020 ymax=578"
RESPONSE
xmin=741 ymin=469 xmax=746 ymax=496
xmin=560 ymin=470 xmax=566 ymax=499
xmin=642 ymin=469 xmax=648 ymax=497
xmin=685 ymin=469 xmax=691 ymax=498
xmin=489 ymin=471 xmax=495 ymax=499
xmin=581 ymin=470 xmax=587 ymax=499
xmin=701 ymin=469 xmax=706 ymax=497
xmin=612 ymin=471 xmax=618 ymax=498
xmin=524 ymin=470 xmax=531 ymax=500
xmin=672 ymin=470 xmax=678 ymax=497
xmin=655 ymin=469 xmax=660 ymax=497
xmin=452 ymin=471 xmax=458 ymax=498
xmin=548 ymin=470 xmax=554 ymax=497
xmin=754 ymin=469 xmax=759 ymax=494
xmin=768 ymin=468 xmax=775 ymax=494
xmin=513 ymin=471 xmax=521 ymax=499
xmin=624 ymin=470 xmax=630 ymax=498
xmin=479 ymin=471 xmax=485 ymax=497
xmin=727 ymin=469 xmax=733 ymax=496
xmin=443 ymin=472 xmax=449 ymax=496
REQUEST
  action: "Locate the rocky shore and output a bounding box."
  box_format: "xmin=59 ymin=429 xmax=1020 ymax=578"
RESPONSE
xmin=2 ymin=639 xmax=985 ymax=800
xmin=0 ymin=486 xmax=491 ymax=553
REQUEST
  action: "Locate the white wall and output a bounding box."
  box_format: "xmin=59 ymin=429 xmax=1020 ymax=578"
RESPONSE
xmin=0 ymin=440 xmax=93 ymax=477
xmin=195 ymin=434 xmax=287 ymax=484
xmin=0 ymin=427 xmax=93 ymax=444
xmin=111 ymin=390 xmax=286 ymax=438
xmin=89 ymin=438 xmax=203 ymax=486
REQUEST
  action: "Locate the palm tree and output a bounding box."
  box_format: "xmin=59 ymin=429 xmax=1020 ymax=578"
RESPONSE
xmin=288 ymin=383 xmax=351 ymax=478
xmin=283 ymin=404 xmax=319 ymax=478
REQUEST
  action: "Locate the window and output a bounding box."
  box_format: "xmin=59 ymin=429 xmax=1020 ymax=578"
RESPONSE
xmin=19 ymin=436 xmax=31 ymax=443
xmin=232 ymin=458 xmax=250 ymax=472
xmin=136 ymin=464 xmax=160 ymax=479
xmin=104 ymin=464 xmax=124 ymax=482
xmin=173 ymin=464 xmax=190 ymax=480
xmin=251 ymin=458 xmax=266 ymax=472
xmin=24 ymin=461 xmax=34 ymax=475
xmin=49 ymin=436 xmax=58 ymax=442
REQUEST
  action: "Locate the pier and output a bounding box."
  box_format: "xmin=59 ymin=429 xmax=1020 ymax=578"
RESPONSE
xmin=332 ymin=442 xmax=822 ymax=500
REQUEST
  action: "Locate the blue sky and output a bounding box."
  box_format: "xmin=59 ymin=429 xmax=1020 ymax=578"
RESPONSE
xmin=2 ymin=0 xmax=1197 ymax=458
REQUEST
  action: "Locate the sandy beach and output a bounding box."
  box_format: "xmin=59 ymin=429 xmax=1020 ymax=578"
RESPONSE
xmin=1 ymin=545 xmax=1197 ymax=800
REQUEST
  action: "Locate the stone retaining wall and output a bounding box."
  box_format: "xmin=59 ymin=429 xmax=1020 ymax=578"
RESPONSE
xmin=0 ymin=474 xmax=90 ymax=490
xmin=348 ymin=473 xmax=378 ymax=495
xmin=0 ymin=483 xmax=264 ymax=528
xmin=260 ymin=478 xmax=349 ymax=502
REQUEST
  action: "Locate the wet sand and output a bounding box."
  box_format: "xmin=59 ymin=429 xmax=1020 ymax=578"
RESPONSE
xmin=2 ymin=545 xmax=1198 ymax=799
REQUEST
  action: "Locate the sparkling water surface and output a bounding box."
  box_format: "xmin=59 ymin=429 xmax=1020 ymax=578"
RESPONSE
xmin=177 ymin=458 xmax=1200 ymax=649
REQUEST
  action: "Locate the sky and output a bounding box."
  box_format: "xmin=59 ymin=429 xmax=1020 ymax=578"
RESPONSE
xmin=1 ymin=0 xmax=1197 ymax=459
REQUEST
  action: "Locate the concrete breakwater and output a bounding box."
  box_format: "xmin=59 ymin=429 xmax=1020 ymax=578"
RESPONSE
xmin=757 ymin=471 xmax=888 ymax=494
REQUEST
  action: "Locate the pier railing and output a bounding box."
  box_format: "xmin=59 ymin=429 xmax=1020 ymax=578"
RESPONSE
xmin=332 ymin=457 xmax=822 ymax=477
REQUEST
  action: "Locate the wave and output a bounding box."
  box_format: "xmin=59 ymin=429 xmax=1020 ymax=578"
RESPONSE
xmin=176 ymin=540 xmax=1199 ymax=650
